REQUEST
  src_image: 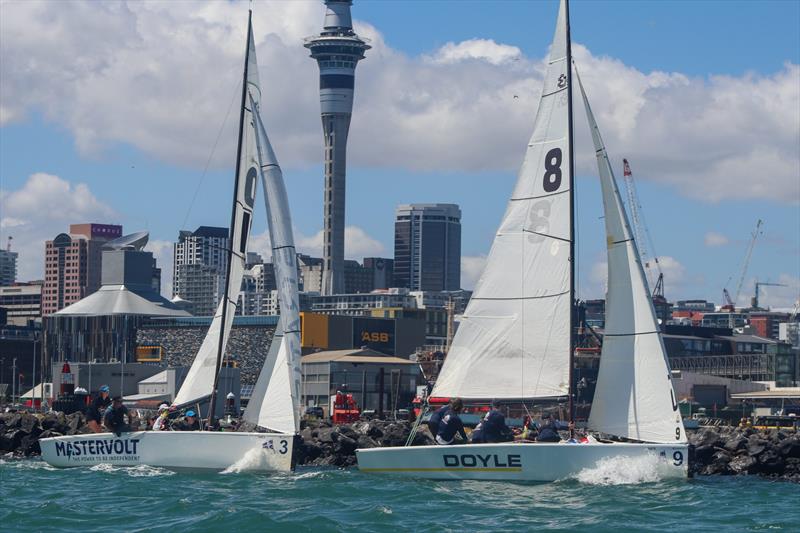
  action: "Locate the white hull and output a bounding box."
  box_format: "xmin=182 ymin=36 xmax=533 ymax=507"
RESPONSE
xmin=40 ymin=431 xmax=295 ymax=472
xmin=356 ymin=442 xmax=688 ymax=481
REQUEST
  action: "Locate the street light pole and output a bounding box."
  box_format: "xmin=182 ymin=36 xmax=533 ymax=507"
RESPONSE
xmin=12 ymin=357 xmax=17 ymax=404
xmin=32 ymin=332 xmax=38 ymax=409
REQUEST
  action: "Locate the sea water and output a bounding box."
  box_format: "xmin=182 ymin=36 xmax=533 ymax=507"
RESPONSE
xmin=1 ymin=457 xmax=797 ymax=532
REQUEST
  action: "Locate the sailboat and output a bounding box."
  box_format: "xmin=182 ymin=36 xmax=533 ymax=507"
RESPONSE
xmin=40 ymin=12 xmax=303 ymax=472
xmin=356 ymin=0 xmax=688 ymax=481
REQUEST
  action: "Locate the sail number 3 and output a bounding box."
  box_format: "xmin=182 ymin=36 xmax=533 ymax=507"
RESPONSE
xmin=542 ymin=148 xmax=563 ymax=192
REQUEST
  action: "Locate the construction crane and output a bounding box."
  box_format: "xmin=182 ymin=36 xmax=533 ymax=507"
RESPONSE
xmin=723 ymin=219 xmax=763 ymax=308
xmin=751 ymin=280 xmax=787 ymax=310
xmin=622 ymin=159 xmax=664 ymax=298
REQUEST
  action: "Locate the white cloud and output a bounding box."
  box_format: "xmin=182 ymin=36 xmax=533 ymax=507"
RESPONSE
xmin=429 ymin=39 xmax=522 ymax=65
xmin=0 ymin=173 xmax=118 ymax=281
xmin=460 ymin=255 xmax=487 ymax=290
xmin=1 ymin=1 xmax=797 ymax=205
xmin=704 ymin=232 xmax=730 ymax=247
xmin=247 ymin=225 xmax=384 ymax=263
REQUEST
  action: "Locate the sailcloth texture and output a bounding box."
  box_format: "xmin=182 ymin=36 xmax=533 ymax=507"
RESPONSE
xmin=577 ymin=70 xmax=686 ymax=443
xmin=243 ymin=95 xmax=302 ymax=434
xmin=432 ymin=0 xmax=572 ymax=400
xmin=173 ymin=22 xmax=261 ymax=409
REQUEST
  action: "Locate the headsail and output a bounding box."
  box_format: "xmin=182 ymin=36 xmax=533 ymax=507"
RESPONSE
xmin=173 ymin=17 xmax=260 ymax=410
xmin=432 ymin=0 xmax=573 ymax=400
xmin=576 ymin=68 xmax=686 ymax=443
xmin=243 ymin=94 xmax=303 ymax=434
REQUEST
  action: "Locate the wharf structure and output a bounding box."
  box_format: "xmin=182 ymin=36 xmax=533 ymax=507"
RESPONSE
xmin=305 ymin=0 xmax=369 ymax=295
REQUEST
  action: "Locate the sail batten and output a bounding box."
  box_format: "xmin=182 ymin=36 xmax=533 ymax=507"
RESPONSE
xmin=576 ymin=68 xmax=686 ymax=444
xmin=431 ymin=0 xmax=572 ymax=400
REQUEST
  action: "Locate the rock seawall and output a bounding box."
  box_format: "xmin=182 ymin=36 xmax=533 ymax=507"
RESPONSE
xmin=2 ymin=412 xmax=797 ymax=482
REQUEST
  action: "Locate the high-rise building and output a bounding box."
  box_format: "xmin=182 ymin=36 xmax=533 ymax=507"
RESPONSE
xmin=42 ymin=223 xmax=122 ymax=315
xmin=394 ymin=204 xmax=461 ymax=291
xmin=0 ymin=249 xmax=18 ymax=286
xmin=362 ymin=257 xmax=394 ymax=290
xmin=172 ymin=226 xmax=228 ymax=316
xmin=0 ymin=282 xmax=42 ymax=325
xmin=305 ymin=0 xmax=369 ymax=295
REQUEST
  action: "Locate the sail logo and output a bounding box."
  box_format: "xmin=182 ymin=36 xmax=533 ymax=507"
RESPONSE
xmin=54 ymin=438 xmax=140 ymax=461
xmin=442 ymin=454 xmax=522 ymax=469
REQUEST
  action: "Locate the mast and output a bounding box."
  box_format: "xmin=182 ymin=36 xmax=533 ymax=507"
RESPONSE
xmin=565 ymin=0 xmax=576 ymax=426
xmin=209 ymin=10 xmax=253 ymax=425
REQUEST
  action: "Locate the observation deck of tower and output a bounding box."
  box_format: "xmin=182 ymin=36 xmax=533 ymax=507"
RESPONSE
xmin=305 ymin=0 xmax=370 ymax=296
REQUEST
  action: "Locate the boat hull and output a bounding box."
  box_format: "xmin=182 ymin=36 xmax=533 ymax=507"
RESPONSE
xmin=40 ymin=431 xmax=295 ymax=472
xmin=356 ymin=442 xmax=688 ymax=481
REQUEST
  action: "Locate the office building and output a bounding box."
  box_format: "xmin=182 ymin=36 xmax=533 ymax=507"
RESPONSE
xmin=0 ymin=282 xmax=42 ymax=325
xmin=394 ymin=203 xmax=461 ymax=291
xmin=305 ymin=0 xmax=370 ymax=295
xmin=42 ymin=223 xmax=122 ymax=316
xmin=0 ymin=248 xmax=18 ymax=285
xmin=172 ymin=226 xmax=228 ymax=316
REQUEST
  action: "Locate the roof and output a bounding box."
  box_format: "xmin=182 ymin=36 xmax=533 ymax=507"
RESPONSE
xmin=123 ymin=392 xmax=171 ymax=402
xmin=138 ymin=370 xmax=168 ymax=384
xmin=55 ymin=284 xmax=191 ymax=317
xmin=301 ymin=348 xmax=416 ymax=365
xmin=718 ymin=335 xmax=777 ymax=344
xmin=730 ymin=389 xmax=800 ymax=400
xmin=193 ymin=226 xmax=228 ymax=238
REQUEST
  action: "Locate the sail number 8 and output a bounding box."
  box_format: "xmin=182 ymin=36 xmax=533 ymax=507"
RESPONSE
xmin=542 ymin=148 xmax=563 ymax=192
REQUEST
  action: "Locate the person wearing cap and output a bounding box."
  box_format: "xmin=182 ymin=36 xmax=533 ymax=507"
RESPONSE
xmin=103 ymin=397 xmax=133 ymax=436
xmin=536 ymin=413 xmax=561 ymax=443
xmin=152 ymin=403 xmax=171 ymax=431
xmin=436 ymin=398 xmax=467 ymax=445
xmin=176 ymin=410 xmax=201 ymax=431
xmin=86 ymin=385 xmax=111 ymax=433
xmin=471 ymin=401 xmax=513 ymax=444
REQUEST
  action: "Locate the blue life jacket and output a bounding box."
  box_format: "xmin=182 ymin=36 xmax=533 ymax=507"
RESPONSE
xmin=438 ymin=411 xmax=466 ymax=443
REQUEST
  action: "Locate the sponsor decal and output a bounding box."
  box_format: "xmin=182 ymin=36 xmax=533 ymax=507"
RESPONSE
xmin=360 ymin=332 xmax=389 ymax=343
xmin=54 ymin=438 xmax=140 ymax=462
xmin=442 ymin=453 xmax=522 ymax=468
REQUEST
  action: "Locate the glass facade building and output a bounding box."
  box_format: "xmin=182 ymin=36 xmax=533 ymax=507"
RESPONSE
xmin=394 ymin=204 xmax=461 ymax=291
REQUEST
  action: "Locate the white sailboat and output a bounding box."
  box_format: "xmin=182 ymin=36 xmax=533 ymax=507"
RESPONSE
xmin=41 ymin=13 xmax=302 ymax=472
xmin=356 ymin=0 xmax=688 ymax=481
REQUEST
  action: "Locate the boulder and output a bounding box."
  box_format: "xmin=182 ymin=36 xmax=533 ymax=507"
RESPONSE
xmin=746 ymin=435 xmax=768 ymax=457
xmin=728 ymin=454 xmax=756 ymax=474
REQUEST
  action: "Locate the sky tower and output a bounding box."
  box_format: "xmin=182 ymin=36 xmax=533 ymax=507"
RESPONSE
xmin=305 ymin=0 xmax=370 ymax=295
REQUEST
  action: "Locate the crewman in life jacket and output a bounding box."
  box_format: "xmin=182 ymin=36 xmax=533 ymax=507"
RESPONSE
xmin=86 ymin=385 xmax=111 ymax=433
xmin=152 ymin=404 xmax=170 ymax=431
xmin=103 ymin=397 xmax=133 ymax=436
xmin=427 ymin=403 xmax=451 ymax=438
xmin=176 ymin=410 xmax=201 ymax=431
xmin=436 ymin=398 xmax=467 ymax=445
xmin=471 ymin=400 xmax=513 ymax=443
xmin=536 ymin=413 xmax=561 ymax=443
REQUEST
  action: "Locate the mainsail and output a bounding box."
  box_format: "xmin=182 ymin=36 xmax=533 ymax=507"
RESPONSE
xmin=432 ymin=0 xmax=573 ymax=400
xmin=242 ymin=94 xmax=302 ymax=434
xmin=576 ymin=69 xmax=686 ymax=443
xmin=173 ymin=17 xmax=261 ymax=410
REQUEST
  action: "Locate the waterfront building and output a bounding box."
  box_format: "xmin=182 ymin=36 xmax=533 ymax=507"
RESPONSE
xmin=239 ymin=261 xmax=277 ymax=315
xmin=42 ymin=223 xmax=122 ymax=316
xmin=779 ymin=321 xmax=800 ymax=349
xmin=394 ymin=203 xmax=461 ymax=291
xmin=172 ymin=226 xmax=228 ymax=316
xmin=305 ymin=0 xmax=370 ymax=295
xmin=0 ymin=249 xmax=18 ymax=285
xmin=362 ymin=257 xmax=394 ymax=290
xmin=309 ymin=289 xmax=416 ymax=316
xmin=747 ymin=311 xmax=791 ymax=340
xmin=298 ymin=254 xmax=324 ymax=294
xmin=0 ymin=282 xmax=42 ymax=326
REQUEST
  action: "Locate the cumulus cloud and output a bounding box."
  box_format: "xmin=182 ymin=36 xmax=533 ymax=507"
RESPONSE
xmin=1 ymin=1 xmax=797 ymax=205
xmin=247 ymin=225 xmax=384 ymax=263
xmin=461 ymin=255 xmax=487 ymax=290
xmin=704 ymin=232 xmax=730 ymax=247
xmin=0 ymin=173 xmax=118 ymax=282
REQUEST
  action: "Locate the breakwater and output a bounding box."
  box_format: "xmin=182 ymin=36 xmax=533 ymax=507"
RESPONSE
xmin=2 ymin=412 xmax=797 ymax=481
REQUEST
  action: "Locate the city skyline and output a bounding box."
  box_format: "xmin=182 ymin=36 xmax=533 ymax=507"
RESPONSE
xmin=1 ymin=0 xmax=798 ymax=308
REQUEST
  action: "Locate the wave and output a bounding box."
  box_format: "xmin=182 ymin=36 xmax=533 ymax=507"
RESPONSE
xmin=87 ymin=463 xmax=175 ymax=477
xmin=221 ymin=448 xmax=270 ymax=474
xmin=574 ymin=454 xmax=673 ymax=485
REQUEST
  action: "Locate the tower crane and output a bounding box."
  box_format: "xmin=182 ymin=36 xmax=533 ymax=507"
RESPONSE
xmin=723 ymin=219 xmax=763 ymax=308
xmin=751 ymin=280 xmax=786 ymax=310
xmin=622 ymin=159 xmax=664 ymax=298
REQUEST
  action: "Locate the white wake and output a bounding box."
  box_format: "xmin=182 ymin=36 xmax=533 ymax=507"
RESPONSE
xmin=575 ymin=454 xmax=672 ymax=485
xmin=221 ymin=447 xmax=270 ymax=474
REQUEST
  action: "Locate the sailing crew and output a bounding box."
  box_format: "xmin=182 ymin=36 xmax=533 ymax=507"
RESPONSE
xmin=86 ymin=385 xmax=111 ymax=433
xmin=536 ymin=414 xmax=561 ymax=443
xmin=152 ymin=403 xmax=170 ymax=431
xmin=176 ymin=410 xmax=201 ymax=431
xmin=427 ymin=402 xmax=451 ymax=438
xmin=103 ymin=397 xmax=133 ymax=436
xmin=471 ymin=401 xmax=513 ymax=443
xmin=436 ymin=398 xmax=467 ymax=445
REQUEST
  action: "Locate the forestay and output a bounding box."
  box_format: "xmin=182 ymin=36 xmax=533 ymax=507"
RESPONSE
xmin=173 ymin=21 xmax=261 ymax=409
xmin=244 ymin=94 xmax=302 ymax=434
xmin=432 ymin=0 xmax=572 ymax=400
xmin=576 ymin=70 xmax=686 ymax=443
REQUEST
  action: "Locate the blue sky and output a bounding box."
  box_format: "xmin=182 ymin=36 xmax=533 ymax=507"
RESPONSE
xmin=1 ymin=0 xmax=798 ymax=308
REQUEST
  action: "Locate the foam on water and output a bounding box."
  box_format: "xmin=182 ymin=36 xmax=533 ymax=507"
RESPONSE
xmin=574 ymin=454 xmax=672 ymax=485
xmin=87 ymin=463 xmax=174 ymax=477
xmin=221 ymin=447 xmax=269 ymax=474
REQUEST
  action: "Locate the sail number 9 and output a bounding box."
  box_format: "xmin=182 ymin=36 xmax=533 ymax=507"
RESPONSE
xmin=672 ymin=451 xmax=683 ymax=466
xmin=542 ymin=148 xmax=563 ymax=192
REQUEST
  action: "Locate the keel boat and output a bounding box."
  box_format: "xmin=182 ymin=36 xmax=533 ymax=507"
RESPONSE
xmin=357 ymin=0 xmax=688 ymax=481
xmin=41 ymin=12 xmax=303 ymax=473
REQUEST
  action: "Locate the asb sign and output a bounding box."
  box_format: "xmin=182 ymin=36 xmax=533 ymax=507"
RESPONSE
xmin=352 ymin=318 xmax=395 ymax=354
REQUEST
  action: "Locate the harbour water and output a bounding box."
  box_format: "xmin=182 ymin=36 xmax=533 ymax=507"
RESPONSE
xmin=2 ymin=457 xmax=797 ymax=532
